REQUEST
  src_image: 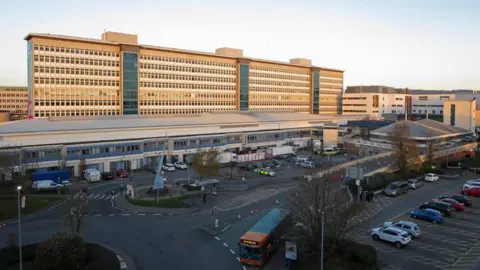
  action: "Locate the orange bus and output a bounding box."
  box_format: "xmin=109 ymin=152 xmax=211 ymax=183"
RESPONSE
xmin=238 ymin=208 xmax=291 ymax=266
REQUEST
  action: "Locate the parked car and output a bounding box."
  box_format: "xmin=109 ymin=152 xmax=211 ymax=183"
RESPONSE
xmin=32 ymin=180 xmax=63 ymax=192
xmin=174 ymin=162 xmax=187 ymax=170
xmin=238 ymin=163 xmax=253 ymax=171
xmin=384 ymin=181 xmax=409 ymax=197
xmin=300 ymin=161 xmax=315 ymax=168
xmin=116 ymin=169 xmax=128 ymax=178
xmin=258 ymin=168 xmax=276 ymax=176
xmin=296 ymin=156 xmax=309 ymax=162
xmin=371 ymin=227 xmax=411 ymax=249
xmin=438 ymin=198 xmax=465 ymax=211
xmin=463 ymin=180 xmax=480 ymax=189
xmin=410 ymin=208 xmax=444 ymax=224
xmin=462 ymin=187 xmax=480 ymax=197
xmin=439 ymin=194 xmax=472 ymax=207
xmin=407 ymin=179 xmax=424 ymax=189
xmin=383 ymin=220 xmax=422 ymax=238
xmin=252 ymin=162 xmax=264 ymax=172
xmin=271 ymin=159 xmax=282 ymax=167
xmin=262 ymin=161 xmax=274 ymax=168
xmin=425 ymin=173 xmax=439 ymax=182
xmin=419 ymin=201 xmax=452 ymax=216
xmin=162 ymin=163 xmax=176 ymax=172
xmin=101 ymin=172 xmax=115 ymax=180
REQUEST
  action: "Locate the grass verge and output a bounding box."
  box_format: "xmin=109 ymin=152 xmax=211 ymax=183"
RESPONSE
xmin=0 ymin=197 xmax=61 ymax=222
xmin=125 ymin=195 xmax=192 ymax=208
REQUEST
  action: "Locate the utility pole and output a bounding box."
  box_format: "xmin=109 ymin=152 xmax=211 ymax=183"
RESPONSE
xmin=320 ymin=212 xmax=325 ymax=270
xmin=17 ymin=186 xmax=23 ymax=270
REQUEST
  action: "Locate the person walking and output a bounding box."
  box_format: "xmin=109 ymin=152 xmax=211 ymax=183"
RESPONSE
xmin=119 ymin=180 xmax=124 ymax=195
xmin=110 ymin=190 xmax=116 ymax=206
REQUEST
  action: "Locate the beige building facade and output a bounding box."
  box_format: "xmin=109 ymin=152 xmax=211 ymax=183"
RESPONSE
xmin=24 ymin=32 xmax=343 ymax=118
xmin=443 ymin=99 xmax=476 ymax=133
xmin=0 ymin=86 xmax=28 ymax=120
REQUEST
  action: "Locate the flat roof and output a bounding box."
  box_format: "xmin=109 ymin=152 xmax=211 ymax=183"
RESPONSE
xmin=0 ymin=112 xmax=359 ymax=135
xmin=24 ymin=33 xmax=343 ymax=72
xmin=371 ymin=119 xmax=471 ymax=138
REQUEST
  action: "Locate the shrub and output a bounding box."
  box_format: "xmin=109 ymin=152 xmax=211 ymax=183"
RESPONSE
xmin=362 ymin=172 xmax=402 ymax=191
xmin=84 ymin=243 xmax=120 ymax=270
xmin=0 ymin=243 xmax=38 ymax=269
xmin=35 ymin=232 xmax=86 ymax=270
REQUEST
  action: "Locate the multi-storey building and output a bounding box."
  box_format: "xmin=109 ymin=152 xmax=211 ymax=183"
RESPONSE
xmin=24 ymin=31 xmax=343 ymax=118
xmin=0 ymin=86 xmax=28 ymax=120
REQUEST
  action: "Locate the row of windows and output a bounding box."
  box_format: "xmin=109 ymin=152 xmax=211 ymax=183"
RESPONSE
xmin=343 ymin=110 xmax=367 ymax=113
xmin=140 ymin=73 xmax=235 ymax=83
xmin=249 ymin=107 xmax=309 ymax=113
xmin=139 ymin=108 xmax=234 ymax=115
xmin=34 ymin=66 xmax=120 ymax=77
xmin=413 ymin=105 xmax=443 ymax=107
xmin=67 ymin=144 xmax=141 ymax=157
xmin=343 ymin=104 xmax=367 ymax=107
xmin=140 ymin=55 xmax=235 ymax=68
xmin=140 ymin=100 xmax=235 ymax=106
xmin=34 ymin=55 xmax=120 ymax=67
xmin=319 ymin=73 xmax=343 ymax=79
xmin=140 ymin=82 xmax=235 ymax=91
xmin=0 ymin=104 xmax=27 ymax=109
xmin=34 ymin=45 xmax=119 ymax=58
xmin=34 ymin=89 xmax=118 ymax=97
xmin=250 ymin=94 xmax=309 ymax=101
xmin=139 ymin=64 xmax=235 ymax=75
xmin=0 ymin=93 xmax=28 ymax=97
xmin=34 ymin=77 xmax=120 ymax=87
xmin=249 ymin=79 xmax=309 ymax=88
xmin=249 ymin=86 xmax=310 ymax=94
xmin=250 ymin=66 xmax=309 ymax=76
xmin=35 ymin=100 xmax=120 ymax=106
xmin=0 ymin=88 xmax=28 ymax=92
xmin=342 ymin=97 xmax=367 ymax=100
xmin=141 ymin=91 xmax=234 ymax=100
xmin=249 ymin=71 xmax=309 ymax=82
xmin=34 ymin=110 xmax=120 ymax=118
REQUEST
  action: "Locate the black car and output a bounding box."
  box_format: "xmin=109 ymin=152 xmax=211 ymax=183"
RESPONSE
xmin=102 ymin=172 xmax=115 ymax=180
xmin=419 ymin=201 xmax=453 ymax=216
xmin=238 ymin=163 xmax=253 ymax=171
xmin=439 ymin=194 xmax=472 ymax=207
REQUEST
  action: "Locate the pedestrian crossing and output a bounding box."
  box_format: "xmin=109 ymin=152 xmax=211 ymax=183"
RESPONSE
xmin=74 ymin=192 xmax=121 ymax=201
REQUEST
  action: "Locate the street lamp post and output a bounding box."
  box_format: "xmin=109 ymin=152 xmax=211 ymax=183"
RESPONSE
xmin=320 ymin=211 xmax=325 ymax=270
xmin=17 ymin=186 xmax=23 ymax=270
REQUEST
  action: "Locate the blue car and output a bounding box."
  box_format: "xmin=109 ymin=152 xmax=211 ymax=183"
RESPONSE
xmin=410 ymin=208 xmax=443 ymax=224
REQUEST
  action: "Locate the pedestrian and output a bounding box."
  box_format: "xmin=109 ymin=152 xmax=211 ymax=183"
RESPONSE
xmin=366 ymin=190 xmax=371 ymax=203
xmin=111 ymin=190 xmax=116 ymax=206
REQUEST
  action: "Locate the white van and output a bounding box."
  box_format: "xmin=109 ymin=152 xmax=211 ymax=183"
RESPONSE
xmin=84 ymin=168 xmax=101 ymax=182
xmin=32 ymin=180 xmax=63 ymax=191
xmin=323 ymin=147 xmax=338 ymax=156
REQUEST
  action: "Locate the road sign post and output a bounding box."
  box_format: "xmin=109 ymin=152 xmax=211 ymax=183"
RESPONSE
xmin=21 ymin=196 xmax=26 ymax=208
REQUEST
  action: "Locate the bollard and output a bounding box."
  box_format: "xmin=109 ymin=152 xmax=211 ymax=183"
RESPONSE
xmin=250 ymin=210 xmax=254 ymax=215
xmin=238 ymin=214 xmax=242 ymax=220
xmin=215 ymin=219 xmax=219 ymax=228
xmin=276 ymin=200 xmax=279 ymax=204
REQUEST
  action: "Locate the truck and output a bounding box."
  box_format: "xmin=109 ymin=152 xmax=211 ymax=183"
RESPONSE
xmin=313 ymin=140 xmax=322 ymax=154
xmin=265 ymin=146 xmax=294 ymax=159
xmin=238 ymin=208 xmax=292 ymax=266
xmin=217 ymin=152 xmax=238 ymax=165
xmin=31 ymin=170 xmax=70 ymax=184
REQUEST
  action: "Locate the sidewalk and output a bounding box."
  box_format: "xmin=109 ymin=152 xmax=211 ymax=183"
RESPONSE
xmin=101 ymin=244 xmax=137 ymax=270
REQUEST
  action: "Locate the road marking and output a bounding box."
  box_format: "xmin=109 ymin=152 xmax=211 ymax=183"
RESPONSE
xmin=104 ymin=196 xmax=110 ymax=200
xmin=137 ymin=213 xmax=146 ymax=216
xmin=121 ymin=213 xmax=130 ymax=216
xmin=94 ymin=214 xmax=102 ymax=216
xmin=108 ymin=214 xmax=115 ymax=216
xmin=169 ymin=213 xmax=173 ymax=216
xmin=99 ymin=194 xmax=107 ymax=200
xmin=93 ymin=194 xmax=101 ymax=199
xmin=230 ymin=249 xmax=235 ymax=254
xmin=87 ymin=194 xmax=94 ymax=199
xmin=243 ymin=266 xmax=247 ymax=270
xmin=153 ymin=213 xmax=163 ymax=216
xmin=237 ymin=257 xmax=240 ymax=262
xmin=223 ymin=242 xmax=228 ymax=247
xmin=221 ymin=224 xmax=231 ymax=232
xmin=214 ymin=189 xmax=282 ymax=212
xmin=214 ymin=236 xmax=220 ymax=241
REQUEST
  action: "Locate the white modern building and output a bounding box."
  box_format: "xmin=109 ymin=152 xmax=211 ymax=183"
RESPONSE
xmin=0 ymin=112 xmax=365 ymax=177
xmin=342 ymin=92 xmax=407 ymax=116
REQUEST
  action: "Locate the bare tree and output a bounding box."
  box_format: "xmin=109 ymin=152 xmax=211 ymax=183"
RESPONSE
xmin=64 ymin=195 xmax=88 ymax=233
xmin=289 ymin=169 xmax=357 ymax=259
xmin=388 ymin=122 xmax=420 ymax=172
xmin=0 ymin=149 xmax=38 ymax=187
xmin=191 ymin=148 xmax=221 ymax=181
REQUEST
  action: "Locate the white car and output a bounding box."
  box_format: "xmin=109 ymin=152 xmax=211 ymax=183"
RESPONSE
xmin=383 ymin=220 xmax=422 ymax=238
xmin=425 ymin=173 xmax=439 ymax=182
xmin=174 ymin=161 xmax=188 ymax=170
xmin=296 ymin=156 xmax=309 ymax=162
xmin=371 ymin=227 xmax=411 ymax=249
xmin=463 ymin=180 xmax=480 ymax=189
xmin=300 ymin=161 xmax=315 ymax=168
xmin=162 ymin=163 xmax=176 ymax=172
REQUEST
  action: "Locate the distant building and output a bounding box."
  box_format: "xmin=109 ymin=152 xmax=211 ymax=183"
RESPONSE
xmin=443 ymin=99 xmax=477 ymax=133
xmin=0 ymin=86 xmax=28 ymax=121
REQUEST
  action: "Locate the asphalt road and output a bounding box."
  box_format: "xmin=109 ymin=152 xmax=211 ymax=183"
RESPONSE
xmin=0 ymin=152 xmax=397 ymax=270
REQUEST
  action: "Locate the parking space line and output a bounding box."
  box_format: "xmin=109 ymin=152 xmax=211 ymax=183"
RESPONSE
xmin=422 ymin=233 xmax=472 ymax=249
xmin=399 ymin=217 xmax=480 ymax=240
xmin=411 ymin=240 xmax=463 ymax=258
xmin=453 ymin=239 xmax=480 ymax=268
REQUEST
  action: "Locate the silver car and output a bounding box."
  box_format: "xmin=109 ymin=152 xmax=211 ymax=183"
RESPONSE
xmin=407 ymin=179 xmax=424 ymax=189
xmin=383 ymin=220 xmax=422 ymax=238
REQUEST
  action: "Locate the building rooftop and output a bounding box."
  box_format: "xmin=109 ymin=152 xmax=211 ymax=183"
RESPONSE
xmin=25 ymin=33 xmax=343 ymax=72
xmin=0 ymin=112 xmax=361 ymax=135
xmin=370 ymin=119 xmax=471 ymax=138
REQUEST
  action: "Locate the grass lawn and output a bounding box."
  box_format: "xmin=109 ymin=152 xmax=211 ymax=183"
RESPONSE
xmin=346 ymin=202 xmax=366 ymax=218
xmin=0 ymin=197 xmax=61 ymax=222
xmin=126 ymin=195 xmax=192 ymax=208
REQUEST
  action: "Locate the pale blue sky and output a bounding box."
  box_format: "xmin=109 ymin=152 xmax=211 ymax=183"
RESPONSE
xmin=1 ymin=0 xmax=479 ymax=89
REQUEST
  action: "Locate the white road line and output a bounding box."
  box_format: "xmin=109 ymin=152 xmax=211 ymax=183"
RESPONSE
xmin=169 ymin=213 xmax=173 ymax=215
xmin=94 ymin=214 xmax=102 ymax=216
xmin=223 ymin=242 xmax=228 ymax=247
xmin=93 ymin=194 xmax=101 ymax=199
xmin=104 ymin=196 xmax=111 ymax=200
xmin=87 ymin=194 xmax=94 ymax=199
xmin=215 ymin=189 xmax=282 ymax=212
xmin=230 ymin=249 xmax=235 ymax=254
xmin=153 ymin=213 xmax=163 ymax=216
xmin=108 ymin=214 xmax=115 ymax=216
xmin=137 ymin=213 xmax=146 ymax=216
xmin=237 ymin=257 xmax=240 ymax=262
xmin=121 ymin=213 xmax=130 ymax=216
xmin=214 ymin=236 xmax=220 ymax=241
xmin=242 ymin=266 xmax=247 ymax=270
xmin=98 ymin=195 xmax=106 ymax=200
xmin=221 ymin=224 xmax=231 ymax=232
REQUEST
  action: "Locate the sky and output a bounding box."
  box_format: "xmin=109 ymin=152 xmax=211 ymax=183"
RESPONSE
xmin=1 ymin=0 xmax=479 ymax=90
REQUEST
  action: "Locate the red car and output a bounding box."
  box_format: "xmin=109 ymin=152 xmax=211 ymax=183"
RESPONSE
xmin=462 ymin=187 xmax=480 ymax=197
xmin=116 ymin=169 xmax=129 ymax=178
xmin=438 ymin=198 xmax=465 ymax=211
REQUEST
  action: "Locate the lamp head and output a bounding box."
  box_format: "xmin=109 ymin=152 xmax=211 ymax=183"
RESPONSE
xmin=16 ymin=186 xmax=22 ymax=191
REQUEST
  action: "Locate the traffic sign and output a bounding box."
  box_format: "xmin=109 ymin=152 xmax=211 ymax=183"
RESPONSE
xmin=21 ymin=196 xmax=26 ymax=208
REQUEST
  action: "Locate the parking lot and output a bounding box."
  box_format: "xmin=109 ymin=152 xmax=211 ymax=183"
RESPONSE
xmin=355 ymin=188 xmax=480 ymax=270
